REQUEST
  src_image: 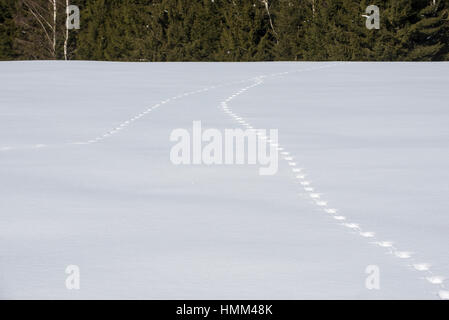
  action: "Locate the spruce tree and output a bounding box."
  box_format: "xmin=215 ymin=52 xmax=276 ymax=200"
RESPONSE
xmin=273 ymin=0 xmax=307 ymax=61
xmin=370 ymin=0 xmax=448 ymax=61
xmin=406 ymin=0 xmax=449 ymax=60
xmin=216 ymin=0 xmax=273 ymax=61
xmin=186 ymin=0 xmax=222 ymax=61
xmin=0 ymin=0 xmax=16 ymax=60
xmin=2 ymin=0 xmax=448 ymax=61
xmin=76 ymin=0 xmax=108 ymax=60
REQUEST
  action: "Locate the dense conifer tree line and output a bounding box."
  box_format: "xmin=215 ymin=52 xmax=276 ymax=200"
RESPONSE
xmin=1 ymin=0 xmax=448 ymax=61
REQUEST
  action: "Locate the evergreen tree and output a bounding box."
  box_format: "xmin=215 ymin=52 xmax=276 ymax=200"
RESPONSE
xmin=75 ymin=0 xmax=108 ymax=60
xmin=186 ymin=0 xmax=222 ymax=61
xmin=1 ymin=0 xmax=448 ymax=61
xmin=371 ymin=0 xmax=449 ymax=61
xmin=273 ymin=0 xmax=307 ymax=61
xmin=0 ymin=0 xmax=16 ymax=60
xmin=162 ymin=0 xmax=193 ymax=61
xmin=406 ymin=0 xmax=449 ymax=60
xmin=216 ymin=0 xmax=274 ymax=61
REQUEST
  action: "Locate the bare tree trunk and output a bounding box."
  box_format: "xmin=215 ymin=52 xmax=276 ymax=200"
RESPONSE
xmin=309 ymin=0 xmax=316 ymax=18
xmin=64 ymin=0 xmax=69 ymax=60
xmin=53 ymin=0 xmax=57 ymax=58
xmin=261 ymin=0 xmax=278 ymax=43
xmin=16 ymin=0 xmax=59 ymax=59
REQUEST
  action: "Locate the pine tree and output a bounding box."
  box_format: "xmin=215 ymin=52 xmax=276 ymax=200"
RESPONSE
xmin=75 ymin=0 xmax=108 ymax=60
xmin=299 ymin=0 xmax=342 ymax=60
xmin=406 ymin=0 xmax=449 ymax=60
xmin=2 ymin=0 xmax=448 ymax=61
xmin=133 ymin=1 xmax=165 ymax=61
xmin=273 ymin=0 xmax=307 ymax=61
xmin=370 ymin=0 xmax=449 ymax=61
xmin=163 ymin=0 xmax=193 ymax=61
xmin=102 ymin=0 xmax=143 ymax=61
xmin=0 ymin=0 xmax=16 ymax=60
xmin=216 ymin=0 xmax=274 ymax=61
xmin=186 ymin=0 xmax=222 ymax=61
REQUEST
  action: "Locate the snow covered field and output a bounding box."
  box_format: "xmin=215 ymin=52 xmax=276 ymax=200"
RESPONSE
xmin=1 ymin=61 xmax=449 ymax=299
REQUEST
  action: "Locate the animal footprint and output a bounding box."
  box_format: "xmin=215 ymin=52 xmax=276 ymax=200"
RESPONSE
xmin=438 ymin=290 xmax=449 ymax=300
xmin=316 ymin=201 xmax=328 ymax=207
xmin=395 ymin=251 xmax=413 ymax=259
xmin=426 ymin=276 xmax=445 ymax=285
xmin=342 ymin=223 xmax=360 ymax=230
xmin=375 ymin=241 xmax=394 ymax=248
xmin=413 ymin=263 xmax=431 ymax=272
xmin=360 ymin=232 xmax=375 ymax=238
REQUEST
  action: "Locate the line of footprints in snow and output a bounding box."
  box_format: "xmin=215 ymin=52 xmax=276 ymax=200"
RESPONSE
xmin=1 ymin=64 xmax=448 ymax=300
xmin=0 ymin=65 xmax=334 ymax=153
xmin=219 ymin=76 xmax=449 ymax=300
xmin=0 ymin=78 xmax=256 ymax=152
xmin=0 ymin=65 xmax=335 ymax=152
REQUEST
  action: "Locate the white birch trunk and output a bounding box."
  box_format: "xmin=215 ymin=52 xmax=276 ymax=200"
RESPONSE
xmin=64 ymin=0 xmax=69 ymax=60
xmin=53 ymin=0 xmax=57 ymax=59
xmin=261 ymin=0 xmax=278 ymax=42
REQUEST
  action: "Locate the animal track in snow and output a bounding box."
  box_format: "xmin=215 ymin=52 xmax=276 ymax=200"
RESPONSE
xmin=217 ymin=64 xmax=447 ymax=300
xmin=375 ymin=241 xmax=394 ymax=248
xmin=360 ymin=232 xmax=376 ymax=238
xmin=438 ymin=290 xmax=449 ymax=300
xmin=413 ymin=263 xmax=431 ymax=272
xmin=0 ymin=76 xmax=260 ymax=153
xmin=395 ymin=251 xmax=413 ymax=259
xmin=426 ymin=276 xmax=445 ymax=285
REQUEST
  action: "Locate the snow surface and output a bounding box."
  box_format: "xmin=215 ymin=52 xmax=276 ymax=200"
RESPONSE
xmin=0 ymin=61 xmax=449 ymax=299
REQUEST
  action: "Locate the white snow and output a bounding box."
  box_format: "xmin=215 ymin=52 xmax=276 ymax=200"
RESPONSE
xmin=0 ymin=61 xmax=449 ymax=299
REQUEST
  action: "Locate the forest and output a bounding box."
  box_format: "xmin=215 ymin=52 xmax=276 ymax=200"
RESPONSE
xmin=0 ymin=0 xmax=448 ymax=61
